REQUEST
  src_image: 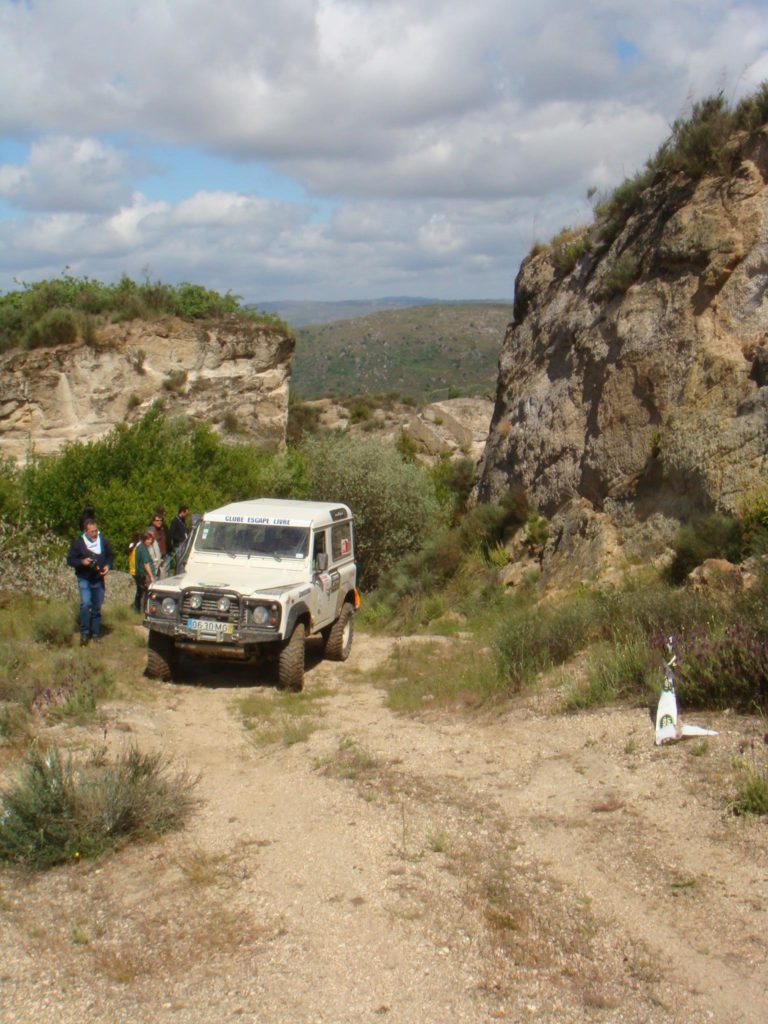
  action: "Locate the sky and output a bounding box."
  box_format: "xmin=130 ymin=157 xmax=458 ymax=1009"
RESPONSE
xmin=1 ymin=0 xmax=767 ymax=304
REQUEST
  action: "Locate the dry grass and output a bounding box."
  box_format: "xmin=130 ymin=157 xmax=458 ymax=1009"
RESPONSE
xmin=176 ymin=845 xmax=228 ymax=887
xmin=237 ymin=688 xmax=324 ymax=747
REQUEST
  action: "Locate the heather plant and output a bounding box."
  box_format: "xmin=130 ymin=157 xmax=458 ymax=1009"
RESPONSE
xmin=0 ymin=743 xmax=198 ymax=868
xmin=658 ymin=626 xmax=768 ymax=712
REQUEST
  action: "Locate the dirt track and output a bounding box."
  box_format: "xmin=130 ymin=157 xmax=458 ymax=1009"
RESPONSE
xmin=1 ymin=631 xmax=767 ymax=1024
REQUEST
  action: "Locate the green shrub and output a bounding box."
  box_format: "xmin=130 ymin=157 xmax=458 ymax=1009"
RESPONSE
xmin=602 ymin=252 xmax=640 ymax=297
xmin=17 ymin=409 xmax=307 ymax=570
xmin=395 ymin=429 xmax=422 ymax=462
xmin=348 ymin=400 xmax=371 ymax=423
xmin=301 ymin=433 xmax=444 ymax=588
xmin=162 ymin=368 xmax=188 ymax=394
xmin=667 ymin=514 xmax=743 ymax=584
xmin=734 ymin=82 xmax=768 ymax=133
xmin=0 ymin=640 xmax=32 ymax=704
xmin=651 ymin=93 xmax=734 ymax=180
xmin=0 ymin=272 xmax=285 ymax=353
xmin=0 ymin=457 xmax=22 ymax=521
xmin=286 ymin=397 xmax=321 ymax=444
xmin=730 ymin=744 xmax=768 ymax=815
xmin=43 ymin=650 xmax=113 ymax=721
xmin=24 ymin=307 xmax=80 ymax=349
xmin=525 ymin=512 xmax=549 ymax=548
xmin=0 ymin=744 xmax=198 ymax=868
xmin=31 ymin=602 xmax=74 ymax=647
xmin=431 ymin=456 xmax=476 ymax=524
xmin=550 ymin=227 xmax=589 ymax=274
xmin=565 ymin=637 xmax=657 ymax=711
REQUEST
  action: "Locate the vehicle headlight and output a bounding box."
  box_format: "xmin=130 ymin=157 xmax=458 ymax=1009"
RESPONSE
xmin=251 ymin=605 xmax=269 ymax=626
xmin=189 ymin=593 xmax=203 ymax=611
xmin=217 ymin=596 xmax=231 ymax=613
xmin=161 ymin=597 xmax=177 ymax=616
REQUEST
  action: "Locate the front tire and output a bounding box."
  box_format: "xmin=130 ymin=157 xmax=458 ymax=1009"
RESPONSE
xmin=146 ymin=630 xmax=177 ymax=681
xmin=323 ymin=603 xmax=354 ymax=662
xmin=277 ymin=622 xmax=305 ymax=691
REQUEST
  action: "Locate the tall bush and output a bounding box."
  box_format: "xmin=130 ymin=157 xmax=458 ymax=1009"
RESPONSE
xmin=301 ymin=434 xmax=444 ymax=588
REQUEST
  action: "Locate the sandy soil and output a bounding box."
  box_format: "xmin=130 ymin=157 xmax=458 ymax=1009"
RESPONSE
xmin=1 ymin=630 xmax=767 ymax=1024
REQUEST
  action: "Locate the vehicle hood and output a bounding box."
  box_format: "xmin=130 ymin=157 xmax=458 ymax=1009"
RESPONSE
xmin=161 ymin=560 xmax=311 ymax=597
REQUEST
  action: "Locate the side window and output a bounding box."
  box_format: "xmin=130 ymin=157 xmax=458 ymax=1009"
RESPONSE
xmin=331 ymin=522 xmax=352 ymax=562
xmin=312 ymin=530 xmax=327 ymax=568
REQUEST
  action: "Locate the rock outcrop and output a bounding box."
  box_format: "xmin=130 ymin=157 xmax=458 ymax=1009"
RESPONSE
xmin=0 ymin=315 xmax=294 ymax=461
xmin=477 ymin=128 xmax=768 ymax=560
xmin=305 ymin=396 xmax=493 ymax=465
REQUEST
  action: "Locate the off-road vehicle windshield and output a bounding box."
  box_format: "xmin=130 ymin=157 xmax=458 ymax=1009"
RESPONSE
xmin=195 ymin=522 xmax=309 ymax=559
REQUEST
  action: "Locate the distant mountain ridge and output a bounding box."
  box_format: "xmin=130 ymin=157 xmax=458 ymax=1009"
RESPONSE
xmin=291 ymin=302 xmax=513 ymax=401
xmin=250 ymin=297 xmax=512 ymax=328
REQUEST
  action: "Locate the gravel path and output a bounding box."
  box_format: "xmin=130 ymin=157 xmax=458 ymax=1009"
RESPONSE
xmin=1 ymin=631 xmax=766 ymax=1024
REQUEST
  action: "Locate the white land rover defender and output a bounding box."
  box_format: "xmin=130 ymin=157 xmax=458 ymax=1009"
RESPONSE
xmin=143 ymin=498 xmax=358 ymax=690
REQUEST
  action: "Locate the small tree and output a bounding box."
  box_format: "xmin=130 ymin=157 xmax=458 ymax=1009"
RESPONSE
xmin=301 ymin=434 xmax=444 ymax=588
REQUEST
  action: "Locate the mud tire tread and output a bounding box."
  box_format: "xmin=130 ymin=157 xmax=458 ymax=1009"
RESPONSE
xmin=146 ymin=631 xmax=176 ymax=681
xmin=278 ymin=622 xmax=305 ymax=692
xmin=324 ymin=603 xmax=354 ymax=662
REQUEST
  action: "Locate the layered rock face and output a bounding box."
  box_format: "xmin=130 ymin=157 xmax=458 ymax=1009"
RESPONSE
xmin=0 ymin=315 xmax=294 ymax=461
xmin=477 ymin=130 xmax=768 ymax=557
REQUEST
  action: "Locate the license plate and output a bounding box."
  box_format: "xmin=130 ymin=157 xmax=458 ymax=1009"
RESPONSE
xmin=187 ymin=618 xmax=234 ymax=635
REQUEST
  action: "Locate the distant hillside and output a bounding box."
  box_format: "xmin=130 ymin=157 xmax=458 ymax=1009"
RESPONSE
xmin=249 ymin=297 xmax=441 ymax=328
xmin=292 ymin=303 xmax=513 ymax=401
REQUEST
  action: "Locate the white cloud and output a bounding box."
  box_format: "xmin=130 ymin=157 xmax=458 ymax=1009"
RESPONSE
xmin=0 ymin=1 xmax=767 ymax=298
xmin=0 ymin=136 xmax=139 ymax=212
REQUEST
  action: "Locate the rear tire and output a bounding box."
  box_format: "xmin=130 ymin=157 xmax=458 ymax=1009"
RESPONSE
xmin=277 ymin=622 xmax=305 ymax=691
xmin=146 ymin=630 xmax=177 ymax=681
xmin=323 ymin=603 xmax=354 ymax=662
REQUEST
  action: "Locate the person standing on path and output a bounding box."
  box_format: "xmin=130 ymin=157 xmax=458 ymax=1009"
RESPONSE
xmin=66 ymin=518 xmax=114 ymax=645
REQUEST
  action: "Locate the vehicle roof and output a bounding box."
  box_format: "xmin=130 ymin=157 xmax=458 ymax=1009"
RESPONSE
xmin=204 ymin=498 xmax=352 ymax=527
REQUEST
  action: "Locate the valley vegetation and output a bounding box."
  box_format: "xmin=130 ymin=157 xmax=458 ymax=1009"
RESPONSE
xmin=292 ymin=302 xmax=512 ymax=402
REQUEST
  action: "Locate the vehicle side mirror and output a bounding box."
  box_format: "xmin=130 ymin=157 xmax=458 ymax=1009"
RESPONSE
xmin=315 ymin=552 xmax=328 ymax=572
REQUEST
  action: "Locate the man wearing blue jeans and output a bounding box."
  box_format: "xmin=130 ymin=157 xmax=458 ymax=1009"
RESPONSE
xmin=66 ymin=518 xmax=114 ymax=645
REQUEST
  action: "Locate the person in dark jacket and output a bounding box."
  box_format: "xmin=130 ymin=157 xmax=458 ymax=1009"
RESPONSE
xmin=66 ymin=518 xmax=114 ymax=645
xmin=169 ymin=505 xmax=189 ymax=569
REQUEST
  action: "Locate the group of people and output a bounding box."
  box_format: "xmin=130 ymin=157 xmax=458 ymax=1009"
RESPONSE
xmin=129 ymin=505 xmax=190 ymax=612
xmin=66 ymin=504 xmax=190 ymax=645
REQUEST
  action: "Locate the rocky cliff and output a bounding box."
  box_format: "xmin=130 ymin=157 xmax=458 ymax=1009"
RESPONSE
xmin=0 ymin=315 xmax=294 ymax=461
xmin=477 ymin=128 xmax=768 ymax=561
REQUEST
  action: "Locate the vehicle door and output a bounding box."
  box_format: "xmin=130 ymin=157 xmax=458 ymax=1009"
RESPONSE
xmin=311 ymin=528 xmax=336 ymax=629
xmin=330 ymin=519 xmax=355 ymax=595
